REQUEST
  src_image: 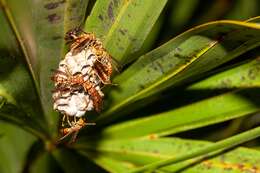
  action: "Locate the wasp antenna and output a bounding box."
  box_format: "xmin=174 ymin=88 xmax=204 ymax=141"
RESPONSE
xmin=101 ymin=82 xmax=118 ymax=89
xmin=110 ymin=83 xmax=119 ymax=86
xmin=111 ymin=57 xmax=123 ymax=72
xmin=79 ymin=28 xmax=87 ymax=34
xmin=86 ymin=122 xmax=96 ymax=125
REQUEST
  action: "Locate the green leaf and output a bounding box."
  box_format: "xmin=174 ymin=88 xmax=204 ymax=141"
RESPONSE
xmin=99 ymin=18 xmax=260 ymax=123
xmin=52 ymin=148 xmax=104 ymax=173
xmin=85 ymin=0 xmax=167 ymax=64
xmin=0 ymin=0 xmax=89 ymax=134
xmin=170 ymin=0 xmax=199 ymax=30
xmin=0 ymin=99 xmax=50 ymax=139
xmin=128 ymin=126 xmax=260 ymax=172
xmin=0 ymin=10 xmax=49 ymax=139
xmin=29 ymin=152 xmax=63 ymax=173
xmin=22 ymin=140 xmax=46 ymax=173
xmin=225 ymin=0 xmax=259 ymax=20
xmin=0 ymin=122 xmax=36 ymax=173
xmin=76 ymin=138 xmax=208 ymax=164
xmin=98 ymin=88 xmax=260 ymax=139
xmin=76 ymin=137 xmax=260 ymax=173
xmin=188 ymin=55 xmax=260 ymax=90
xmin=127 ymin=13 xmax=164 ymax=61
xmin=81 ymin=151 xmax=139 ymax=173
xmin=181 ymin=148 xmax=260 ymax=173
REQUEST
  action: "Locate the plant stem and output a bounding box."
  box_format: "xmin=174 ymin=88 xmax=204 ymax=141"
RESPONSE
xmin=129 ymin=126 xmax=260 ymax=173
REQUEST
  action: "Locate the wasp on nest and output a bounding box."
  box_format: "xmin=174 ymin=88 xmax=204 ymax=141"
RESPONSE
xmin=52 ymin=28 xmax=114 ymax=142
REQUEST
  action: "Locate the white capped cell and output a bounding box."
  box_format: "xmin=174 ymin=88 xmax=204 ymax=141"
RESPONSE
xmin=53 ymin=89 xmax=97 ymax=117
xmin=61 ymin=49 xmax=97 ymax=75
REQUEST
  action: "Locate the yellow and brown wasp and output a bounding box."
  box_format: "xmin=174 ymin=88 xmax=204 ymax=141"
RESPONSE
xmin=59 ymin=117 xmax=95 ymax=143
xmin=51 ymin=68 xmax=103 ymax=112
xmin=65 ymin=28 xmax=119 ymax=85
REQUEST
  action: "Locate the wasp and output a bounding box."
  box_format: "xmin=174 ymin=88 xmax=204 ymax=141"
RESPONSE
xmin=65 ymin=28 xmax=102 ymax=54
xmin=65 ymin=28 xmax=119 ymax=85
xmin=82 ymin=80 xmax=103 ymax=112
xmin=59 ymin=117 xmax=95 ymax=143
xmin=51 ymin=68 xmax=103 ymax=112
xmin=51 ymin=69 xmax=85 ymax=89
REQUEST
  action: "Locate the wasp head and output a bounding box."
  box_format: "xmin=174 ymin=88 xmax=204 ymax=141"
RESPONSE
xmin=65 ymin=27 xmax=82 ymax=43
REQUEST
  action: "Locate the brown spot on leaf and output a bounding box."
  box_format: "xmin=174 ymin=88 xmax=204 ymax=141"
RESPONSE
xmin=155 ymin=61 xmax=164 ymax=74
xmin=129 ymin=37 xmax=137 ymax=42
xmin=44 ymin=0 xmax=65 ymax=10
xmin=240 ymin=76 xmax=246 ymax=81
xmin=168 ymin=63 xmax=174 ymax=69
xmin=175 ymin=47 xmax=182 ymax=52
xmin=173 ymin=53 xmax=182 ymax=58
xmin=237 ymin=164 xmax=245 ymax=170
xmin=202 ymin=160 xmax=260 ymax=172
xmin=108 ymin=1 xmax=114 ymax=21
xmin=148 ymin=134 xmax=158 ymax=140
xmin=119 ymin=28 xmax=128 ymax=35
xmin=47 ymin=14 xmax=61 ymax=24
xmin=153 ymin=149 xmax=159 ymax=154
xmin=44 ymin=3 xmax=59 ymax=9
xmin=219 ymin=79 xmax=232 ymax=87
xmin=151 ymin=63 xmax=158 ymax=71
xmin=98 ymin=14 xmax=104 ymax=21
xmin=248 ymin=68 xmax=258 ymax=80
xmin=52 ymin=36 xmax=62 ymax=40
xmin=113 ymin=0 xmax=119 ymax=7
xmin=216 ymin=32 xmax=229 ymax=41
xmin=139 ymin=84 xmax=145 ymax=90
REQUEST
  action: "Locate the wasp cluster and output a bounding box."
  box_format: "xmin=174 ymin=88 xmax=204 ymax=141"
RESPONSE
xmin=51 ymin=28 xmax=113 ymax=141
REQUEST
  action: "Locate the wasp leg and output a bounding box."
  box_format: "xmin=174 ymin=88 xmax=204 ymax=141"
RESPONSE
xmin=102 ymin=81 xmax=118 ymax=85
xmin=92 ymin=70 xmax=115 ymax=86
xmin=70 ymin=131 xmax=79 ymax=143
xmin=100 ymin=82 xmax=118 ymax=89
xmin=111 ymin=58 xmax=122 ymax=73
xmin=74 ymin=116 xmax=77 ymax=125
xmin=66 ymin=115 xmax=73 ymax=127
xmin=61 ymin=114 xmax=66 ymax=127
xmin=59 ymin=131 xmax=73 ymax=141
xmin=86 ymin=122 xmax=96 ymax=125
xmin=81 ymin=117 xmax=96 ymax=126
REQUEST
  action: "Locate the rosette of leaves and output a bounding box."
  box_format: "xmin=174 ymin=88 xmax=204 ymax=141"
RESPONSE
xmin=0 ymin=0 xmax=260 ymax=173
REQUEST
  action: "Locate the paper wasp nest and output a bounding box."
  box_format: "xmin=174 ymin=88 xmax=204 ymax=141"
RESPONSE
xmin=52 ymin=49 xmax=104 ymax=117
xmin=52 ymin=28 xmax=114 ymax=142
